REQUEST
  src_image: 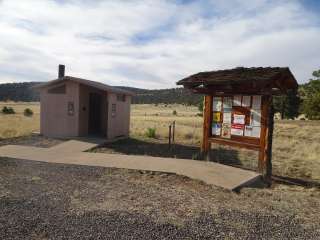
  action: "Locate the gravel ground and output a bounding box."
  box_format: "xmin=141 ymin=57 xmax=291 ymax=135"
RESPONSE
xmin=0 ymin=157 xmax=319 ymax=240
xmin=0 ymin=134 xmax=64 ymax=148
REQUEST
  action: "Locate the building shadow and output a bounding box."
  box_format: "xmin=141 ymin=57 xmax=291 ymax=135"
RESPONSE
xmin=96 ymin=137 xmax=241 ymax=165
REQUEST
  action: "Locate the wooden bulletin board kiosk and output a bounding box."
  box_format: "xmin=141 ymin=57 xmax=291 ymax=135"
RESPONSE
xmin=177 ymin=67 xmax=298 ymax=179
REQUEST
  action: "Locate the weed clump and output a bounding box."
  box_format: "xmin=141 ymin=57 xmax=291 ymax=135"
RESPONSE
xmin=24 ymin=108 xmax=33 ymax=117
xmin=145 ymin=127 xmax=156 ymax=138
xmin=2 ymin=106 xmax=15 ymax=114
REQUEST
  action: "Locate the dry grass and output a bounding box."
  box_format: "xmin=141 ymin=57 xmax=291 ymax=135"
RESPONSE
xmin=131 ymin=104 xmax=202 ymax=144
xmin=0 ymin=102 xmax=40 ymax=139
xmin=0 ymin=102 xmax=319 ymax=182
xmin=130 ymin=104 xmax=320 ymax=182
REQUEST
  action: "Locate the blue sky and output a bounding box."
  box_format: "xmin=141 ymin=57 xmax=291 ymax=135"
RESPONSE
xmin=0 ymin=0 xmax=319 ymax=89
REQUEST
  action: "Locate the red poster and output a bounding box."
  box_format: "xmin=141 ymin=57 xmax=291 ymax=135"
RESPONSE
xmin=231 ymin=124 xmax=244 ymax=136
xmin=231 ymin=124 xmax=244 ymax=129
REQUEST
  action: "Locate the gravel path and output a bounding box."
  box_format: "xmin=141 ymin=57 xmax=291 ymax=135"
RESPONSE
xmin=0 ymin=134 xmax=63 ymax=148
xmin=0 ymin=158 xmax=319 ymax=239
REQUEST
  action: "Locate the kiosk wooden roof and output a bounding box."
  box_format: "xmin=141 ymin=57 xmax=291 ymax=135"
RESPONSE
xmin=177 ymin=67 xmax=298 ymax=95
xmin=177 ymin=67 xmax=298 ymax=182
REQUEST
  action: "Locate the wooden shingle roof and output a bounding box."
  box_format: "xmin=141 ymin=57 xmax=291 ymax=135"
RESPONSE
xmin=177 ymin=67 xmax=298 ymax=95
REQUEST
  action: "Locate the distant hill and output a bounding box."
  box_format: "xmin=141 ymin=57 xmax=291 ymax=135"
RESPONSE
xmin=0 ymin=82 xmax=40 ymax=102
xmin=0 ymin=82 xmax=203 ymax=105
xmin=117 ymin=86 xmax=202 ymax=105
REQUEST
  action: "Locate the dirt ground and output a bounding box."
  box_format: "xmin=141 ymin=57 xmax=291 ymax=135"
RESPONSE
xmin=0 ymin=134 xmax=64 ymax=148
xmin=0 ymin=136 xmax=320 ymax=239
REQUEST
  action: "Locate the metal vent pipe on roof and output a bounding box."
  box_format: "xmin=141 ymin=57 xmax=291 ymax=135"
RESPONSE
xmin=58 ymin=64 xmax=65 ymax=78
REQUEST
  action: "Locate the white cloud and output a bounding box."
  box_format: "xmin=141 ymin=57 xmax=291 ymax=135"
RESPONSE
xmin=0 ymin=0 xmax=319 ymax=88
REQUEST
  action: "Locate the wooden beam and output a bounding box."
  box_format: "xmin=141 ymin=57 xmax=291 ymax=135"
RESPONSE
xmin=259 ymin=95 xmax=272 ymax=175
xmin=265 ymin=101 xmax=274 ymax=182
xmin=209 ymin=138 xmax=260 ymax=151
xmin=201 ymin=95 xmax=212 ymax=160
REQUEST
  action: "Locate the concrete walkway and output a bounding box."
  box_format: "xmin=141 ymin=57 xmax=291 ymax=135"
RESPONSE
xmin=0 ymin=140 xmax=261 ymax=190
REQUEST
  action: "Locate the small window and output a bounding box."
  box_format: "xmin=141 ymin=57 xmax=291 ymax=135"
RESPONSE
xmin=111 ymin=103 xmax=116 ymax=117
xmin=117 ymin=94 xmax=126 ymax=102
xmin=48 ymin=84 xmax=66 ymax=94
xmin=68 ymin=102 xmax=74 ymax=116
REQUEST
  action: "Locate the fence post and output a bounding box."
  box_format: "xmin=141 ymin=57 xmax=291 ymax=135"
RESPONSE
xmin=172 ymin=121 xmax=175 ymax=143
xmin=168 ymin=124 xmax=172 ymax=148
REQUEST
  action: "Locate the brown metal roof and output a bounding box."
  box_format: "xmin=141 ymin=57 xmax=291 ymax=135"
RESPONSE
xmin=34 ymin=76 xmax=134 ymax=96
xmin=177 ymin=67 xmax=298 ymax=95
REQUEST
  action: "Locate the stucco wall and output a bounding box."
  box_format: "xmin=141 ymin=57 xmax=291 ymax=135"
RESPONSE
xmin=107 ymin=93 xmax=131 ymax=139
xmin=40 ymin=80 xmax=131 ymax=139
xmin=40 ymin=81 xmax=80 ymax=138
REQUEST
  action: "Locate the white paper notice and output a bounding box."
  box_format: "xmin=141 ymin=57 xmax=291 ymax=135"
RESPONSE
xmin=252 ymin=95 xmax=261 ymax=109
xmin=221 ymin=123 xmax=231 ymax=138
xmin=212 ymin=123 xmax=221 ymax=136
xmin=251 ymin=109 xmax=261 ymax=126
xmin=244 ymin=125 xmax=253 ymax=137
xmin=252 ymin=126 xmax=261 ymax=138
xmin=223 ymin=97 xmax=232 ymax=110
xmin=233 ymin=114 xmax=245 ymax=124
xmin=244 ymin=125 xmax=261 ymax=138
xmin=231 ymin=124 xmax=244 ymax=136
xmin=212 ymin=97 xmax=222 ymax=111
xmin=233 ymin=95 xmax=242 ymax=106
xmin=242 ymin=96 xmax=251 ymax=107
xmin=223 ymin=112 xmax=232 ymax=123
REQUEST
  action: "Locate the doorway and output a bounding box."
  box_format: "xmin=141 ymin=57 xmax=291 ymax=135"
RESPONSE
xmin=88 ymin=93 xmax=102 ymax=135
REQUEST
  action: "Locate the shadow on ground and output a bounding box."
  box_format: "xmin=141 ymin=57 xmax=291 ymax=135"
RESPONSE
xmin=93 ymin=137 xmax=320 ymax=188
xmin=93 ymin=137 xmax=242 ymax=165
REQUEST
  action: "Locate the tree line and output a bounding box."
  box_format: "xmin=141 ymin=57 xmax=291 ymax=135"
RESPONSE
xmin=0 ymin=69 xmax=319 ymax=120
xmin=273 ymin=69 xmax=320 ymax=120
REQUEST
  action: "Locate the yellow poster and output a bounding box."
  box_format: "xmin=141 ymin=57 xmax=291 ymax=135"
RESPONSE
xmin=213 ymin=112 xmax=221 ymax=122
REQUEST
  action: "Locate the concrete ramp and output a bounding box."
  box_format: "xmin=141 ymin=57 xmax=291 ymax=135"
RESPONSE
xmin=0 ymin=140 xmax=261 ymax=190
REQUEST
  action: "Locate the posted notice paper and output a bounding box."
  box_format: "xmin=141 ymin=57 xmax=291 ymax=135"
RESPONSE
xmin=213 ymin=112 xmax=221 ymax=122
xmin=223 ymin=112 xmax=232 ymax=123
xmin=231 ymin=124 xmax=244 ymax=136
xmin=233 ymin=114 xmax=245 ymax=125
xmin=212 ymin=123 xmax=221 ymax=136
xmin=223 ymin=97 xmax=232 ymax=110
xmin=233 ymin=95 xmax=242 ymax=106
xmin=250 ymin=109 xmax=261 ymax=126
xmin=242 ymin=96 xmax=251 ymax=107
xmin=213 ymin=97 xmax=222 ymax=111
xmin=244 ymin=125 xmax=261 ymax=138
xmin=252 ymin=95 xmax=261 ymax=109
xmin=221 ymin=123 xmax=231 ymax=138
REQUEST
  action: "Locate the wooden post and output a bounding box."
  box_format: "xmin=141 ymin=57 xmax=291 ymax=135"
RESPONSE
xmin=259 ymin=95 xmax=273 ymax=181
xmin=265 ymin=101 xmax=274 ymax=182
xmin=168 ymin=124 xmax=172 ymax=148
xmin=172 ymin=121 xmax=175 ymax=143
xmin=201 ymin=95 xmax=212 ymax=160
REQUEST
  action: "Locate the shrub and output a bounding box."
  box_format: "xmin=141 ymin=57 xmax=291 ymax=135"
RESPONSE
xmin=172 ymin=110 xmax=177 ymax=115
xmin=2 ymin=106 xmax=15 ymax=114
xmin=145 ymin=127 xmax=156 ymax=138
xmin=24 ymin=108 xmax=33 ymax=117
xmin=184 ymin=132 xmax=193 ymax=139
xmin=198 ymin=101 xmax=203 ymax=113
